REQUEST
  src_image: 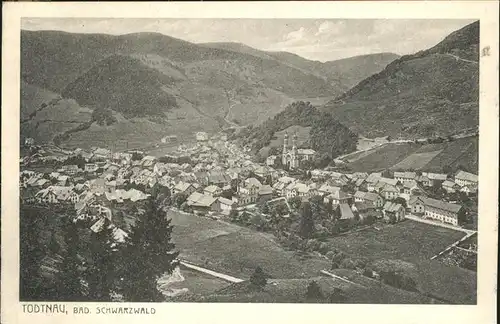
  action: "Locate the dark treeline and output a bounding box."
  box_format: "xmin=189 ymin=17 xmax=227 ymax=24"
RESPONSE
xmin=19 ymin=191 xmax=179 ymax=302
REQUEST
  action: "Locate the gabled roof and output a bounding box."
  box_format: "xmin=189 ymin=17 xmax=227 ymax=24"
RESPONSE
xmin=338 ymin=203 xmax=355 ymax=220
xmin=379 ymin=177 xmax=400 ymax=186
xmin=327 ymin=190 xmax=350 ymax=200
xmin=245 ymin=177 xmax=262 ymax=188
xmin=174 ymin=181 xmax=193 ymax=192
xmin=394 ymin=171 xmax=417 ymax=179
xmin=363 ymin=192 xmax=381 ymax=202
xmin=426 ymin=173 xmax=448 ymax=181
xmin=442 ymin=180 xmax=458 ymax=187
xmin=204 ymin=185 xmax=220 ymax=193
xmin=455 ymin=170 xmax=478 ymax=183
xmin=319 ymin=184 xmax=341 ymax=194
xmin=258 ymin=185 xmax=273 ymax=195
xmin=354 ymin=191 xmax=366 ymax=199
xmin=383 ymin=201 xmax=404 ymax=212
xmin=218 ymin=197 xmax=235 ymax=206
xmin=187 ymin=192 xmax=217 ymax=207
xmin=365 ymin=173 xmax=382 ymax=183
xmin=422 ymin=197 xmax=462 ymax=214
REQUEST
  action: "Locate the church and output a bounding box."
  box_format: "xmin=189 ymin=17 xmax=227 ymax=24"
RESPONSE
xmin=281 ymin=133 xmax=316 ymax=170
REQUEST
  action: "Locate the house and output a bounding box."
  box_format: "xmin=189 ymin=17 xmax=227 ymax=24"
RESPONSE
xmin=354 ymin=191 xmax=384 ymax=208
xmin=454 ymin=170 xmax=478 ymax=187
xmin=204 ymin=185 xmax=222 ymax=197
xmin=382 ymin=201 xmax=405 ymax=222
xmin=324 ymin=190 xmax=350 ymax=206
xmin=266 ymin=155 xmax=278 ymax=166
xmin=35 ymin=188 xmax=58 ymax=204
xmin=337 ymin=203 xmax=356 ymax=230
xmin=50 ymin=186 xmax=80 ymax=204
xmin=85 ymin=163 xmax=99 ymax=173
xmin=425 ymin=173 xmax=448 ymax=186
xmin=186 ymin=192 xmax=219 ymax=213
xmin=422 ymin=197 xmax=464 ymax=226
xmin=61 ymin=164 xmax=80 ymax=175
xmin=141 ymin=156 xmax=157 ymax=169
xmin=57 ymin=175 xmax=70 ymax=186
xmin=89 ymin=178 xmax=107 ymax=194
xmin=208 ymin=171 xmax=232 ymax=187
xmin=400 ymin=180 xmax=419 ymax=201
xmin=460 ymin=184 xmax=478 ymax=195
xmin=92 ymin=148 xmax=111 ymax=161
xmin=173 ymin=181 xmax=197 ymax=196
xmin=318 ymin=184 xmax=342 ymax=197
xmin=273 ymin=176 xmax=296 ymax=196
xmin=414 ymin=175 xmax=431 ymax=187
xmin=196 ymin=132 xmax=209 ymax=142
xmin=258 ymin=185 xmax=274 ymax=203
xmin=394 ymin=171 xmax=417 ymax=184
xmin=409 ymin=196 xmax=426 ymax=214
xmin=381 ymin=184 xmax=399 ymax=200
xmin=218 ymin=197 xmax=236 ymax=215
xmin=442 ymin=180 xmax=460 ymax=193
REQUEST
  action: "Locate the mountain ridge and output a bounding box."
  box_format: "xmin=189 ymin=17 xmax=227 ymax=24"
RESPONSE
xmin=323 ymin=21 xmax=479 ymax=139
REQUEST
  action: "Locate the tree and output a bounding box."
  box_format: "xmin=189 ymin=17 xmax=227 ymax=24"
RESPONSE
xmin=328 ymin=288 xmax=347 ymax=303
xmin=53 ymin=218 xmax=86 ymax=301
xmin=119 ymin=198 xmax=179 ymax=302
xmin=86 ymin=225 xmax=117 ymax=301
xmin=305 ymin=280 xmax=324 ymax=301
xmin=288 ymin=196 xmax=302 ymax=210
xmin=48 ymin=232 xmax=61 ymax=256
xmin=172 ymin=192 xmax=188 ymax=208
xmin=249 ymin=266 xmax=268 ymax=289
xmin=20 ymin=206 xmax=45 ymax=300
xmin=298 ymin=201 xmax=315 ymax=239
xmin=393 ymin=197 xmax=407 ymax=208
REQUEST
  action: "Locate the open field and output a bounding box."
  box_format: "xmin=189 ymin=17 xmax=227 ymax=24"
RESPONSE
xmin=345 ymin=136 xmax=478 ymax=173
xmin=390 ymin=150 xmax=443 ymax=170
xmin=176 ymin=274 xmax=438 ymax=303
xmin=166 ymin=266 xmax=230 ymax=297
xmin=327 ymin=220 xmax=465 ymax=263
xmin=326 ymin=220 xmax=476 ymax=304
xmin=168 ymin=210 xmax=330 ymax=279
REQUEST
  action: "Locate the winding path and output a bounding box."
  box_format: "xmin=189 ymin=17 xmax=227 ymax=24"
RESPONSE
xmin=445 ymin=53 xmax=479 ymax=64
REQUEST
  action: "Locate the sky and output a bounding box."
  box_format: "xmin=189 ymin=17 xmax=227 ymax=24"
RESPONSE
xmin=21 ymin=18 xmax=475 ymax=62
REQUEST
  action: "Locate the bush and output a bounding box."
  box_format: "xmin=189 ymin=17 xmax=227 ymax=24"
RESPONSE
xmin=250 ymin=267 xmax=267 ymax=289
xmin=328 ymin=288 xmax=347 ymax=303
xmin=305 ymin=281 xmax=324 ymax=301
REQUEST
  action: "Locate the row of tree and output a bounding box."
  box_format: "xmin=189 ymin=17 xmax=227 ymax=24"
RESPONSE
xmin=20 ymin=193 xmax=179 ymax=302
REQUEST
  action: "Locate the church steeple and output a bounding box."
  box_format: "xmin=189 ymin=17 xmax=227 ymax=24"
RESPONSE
xmin=283 ymin=132 xmax=289 ymax=154
xmin=292 ymin=133 xmax=297 ymax=153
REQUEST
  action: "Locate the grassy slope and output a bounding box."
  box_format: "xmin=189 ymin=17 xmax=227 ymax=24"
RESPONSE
xmin=168 ymin=209 xmax=330 ymax=279
xmin=326 ymin=220 xmax=476 ymax=304
xmin=176 ymin=275 xmax=437 ymax=304
xmin=345 ymin=136 xmax=478 ymax=173
xmin=324 ymin=21 xmax=479 ymax=139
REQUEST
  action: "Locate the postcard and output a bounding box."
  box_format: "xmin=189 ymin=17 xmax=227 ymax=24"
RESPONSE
xmin=2 ymin=1 xmax=498 ymax=324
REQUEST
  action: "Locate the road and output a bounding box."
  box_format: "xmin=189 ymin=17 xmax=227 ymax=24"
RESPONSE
xmin=179 ymin=260 xmax=244 ymax=283
xmin=445 ymin=53 xmax=479 ymax=65
xmin=320 ymin=270 xmax=366 ymax=288
xmin=405 ymin=214 xmax=476 ymax=235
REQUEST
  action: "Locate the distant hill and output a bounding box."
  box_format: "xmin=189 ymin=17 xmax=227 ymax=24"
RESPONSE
xmin=324 ymin=21 xmax=479 ymax=139
xmin=237 ymin=101 xmax=358 ymax=160
xmin=24 ymin=30 xmax=387 ymax=147
xmin=204 ymin=42 xmax=400 ymax=93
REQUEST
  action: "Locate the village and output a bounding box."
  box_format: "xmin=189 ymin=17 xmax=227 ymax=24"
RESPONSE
xmin=20 ymin=130 xmax=479 ymax=280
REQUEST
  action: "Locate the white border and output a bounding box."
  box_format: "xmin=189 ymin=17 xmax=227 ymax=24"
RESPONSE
xmin=2 ymin=2 xmax=498 ymax=324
